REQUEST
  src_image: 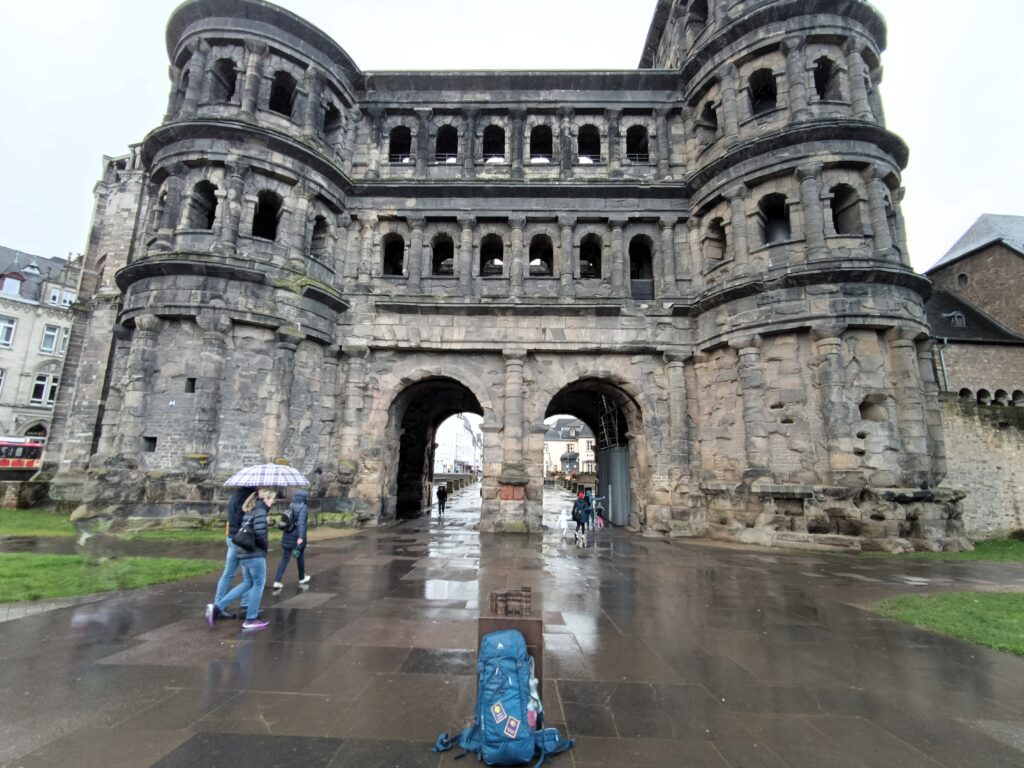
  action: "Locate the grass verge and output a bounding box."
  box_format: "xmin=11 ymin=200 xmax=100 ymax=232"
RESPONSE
xmin=0 ymin=552 xmax=221 ymax=603
xmin=0 ymin=508 xmax=76 ymax=538
xmin=876 ymin=592 xmax=1024 ymax=656
xmin=866 ymin=538 xmax=1024 ymax=561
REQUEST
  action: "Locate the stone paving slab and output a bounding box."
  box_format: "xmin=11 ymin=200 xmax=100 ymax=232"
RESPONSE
xmin=1 ymin=484 xmax=1023 ymax=767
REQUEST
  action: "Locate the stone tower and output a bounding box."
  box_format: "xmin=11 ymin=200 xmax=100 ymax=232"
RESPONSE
xmin=48 ymin=0 xmax=965 ymax=550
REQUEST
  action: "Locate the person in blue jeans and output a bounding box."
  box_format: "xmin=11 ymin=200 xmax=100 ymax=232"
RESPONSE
xmin=212 ymin=485 xmax=256 ymax=619
xmin=272 ymin=489 xmax=309 ymax=589
xmin=207 ymin=487 xmax=274 ymax=631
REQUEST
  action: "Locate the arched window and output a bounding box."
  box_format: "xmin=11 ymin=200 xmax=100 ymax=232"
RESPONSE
xmin=432 ymin=235 xmax=455 ymax=275
xmin=528 ymin=236 xmax=554 ymax=276
xmin=830 ymin=184 xmax=862 ymax=235
xmin=187 ymin=181 xmax=218 ymax=230
xmin=578 ymin=124 xmax=601 ymax=162
xmin=580 ymin=234 xmax=602 ymax=278
xmin=1012 ymin=390 xmax=1024 ymax=406
xmin=704 ymin=217 xmax=727 ymax=261
xmin=958 ymin=388 xmax=973 ymax=400
xmin=977 ymin=389 xmax=992 ymax=406
xmin=389 ymin=126 xmax=412 ymax=163
xmin=480 ymin=234 xmax=504 ymax=276
xmin=748 ymin=69 xmax=778 ymax=116
xmin=252 ymin=190 xmax=283 ymax=240
xmin=322 ymin=103 xmax=342 ymax=138
xmin=530 ymin=125 xmax=553 ymax=160
xmin=813 ymin=57 xmax=842 ymax=101
xmin=210 ymin=58 xmax=237 ymax=103
xmin=628 ymin=237 xmax=654 ymax=299
xmin=696 ymin=101 xmax=718 ymax=144
xmin=483 ymin=125 xmax=505 ymax=160
xmin=310 ymin=215 xmax=330 ymax=258
xmin=758 ymin=194 xmax=791 ymax=245
xmin=269 ymin=71 xmax=297 ymax=117
xmin=625 ymin=125 xmax=650 ymax=162
xmin=957 ymin=273 xmax=969 ymax=288
xmin=994 ymin=389 xmax=1009 ymax=406
xmin=435 ymin=125 xmax=458 ymax=162
xmin=382 ymin=235 xmax=405 ymax=276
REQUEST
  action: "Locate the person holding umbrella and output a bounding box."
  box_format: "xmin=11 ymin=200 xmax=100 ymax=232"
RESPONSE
xmin=211 ymin=485 xmax=257 ymax=619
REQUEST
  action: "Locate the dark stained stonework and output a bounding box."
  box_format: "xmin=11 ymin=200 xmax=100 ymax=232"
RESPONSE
xmin=47 ymin=0 xmax=964 ymax=551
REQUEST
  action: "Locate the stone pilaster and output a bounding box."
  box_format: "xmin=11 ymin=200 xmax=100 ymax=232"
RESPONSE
xmin=782 ymin=36 xmax=811 ymax=121
xmin=892 ymin=187 xmax=910 ymax=266
xmin=357 ymin=215 xmax=377 ymax=289
xmin=338 ymin=344 xmax=369 ymax=458
xmin=407 ymin=217 xmax=425 ymax=293
xmin=863 ymin=165 xmax=894 ymax=259
xmin=117 ymin=315 xmax=163 ymax=457
xmin=811 ymin=325 xmax=855 ymax=484
xmin=288 ymin=186 xmax=311 ymax=270
xmin=727 ymin=185 xmax=750 ymax=267
xmin=509 ymin=215 xmax=526 ymax=298
xmin=558 ymin=215 xmax=576 ymax=299
xmin=656 ymin=109 xmax=672 ymax=179
xmin=240 ymin=39 xmax=267 ymax=116
xmin=463 ymin=108 xmax=478 ymax=178
xmin=502 ymin=350 xmax=526 ymax=462
xmin=511 ymin=108 xmax=525 ymax=180
xmin=917 ymin=339 xmax=947 ymax=483
xmin=415 ymin=108 xmax=432 ymax=176
xmin=342 ymin=108 xmax=360 ymax=176
xmin=660 ymin=217 xmax=678 ymax=298
xmin=886 ymin=328 xmax=931 ymax=486
xmin=559 ymin=107 xmax=574 ymax=179
xmin=796 ymin=163 xmax=827 ymax=258
xmin=609 ymin=219 xmax=626 ymax=298
xmin=685 ymin=216 xmax=701 ymax=292
xmin=262 ymin=327 xmax=302 ymax=462
xmin=302 ymin=67 xmax=324 ymax=137
xmin=319 ymin=345 xmax=343 ymax=464
xmin=729 ymin=336 xmax=769 ymax=474
xmin=606 ymin=109 xmax=622 ymax=177
xmin=845 ymin=41 xmax=873 ymax=120
xmin=459 ymin=215 xmax=475 ymax=295
xmin=665 ymin=352 xmax=691 ymax=464
xmin=720 ymin=65 xmax=742 ymax=148
xmin=179 ymin=40 xmax=209 ymax=118
xmin=191 ymin=312 xmax=232 ymax=457
xmin=367 ymin=108 xmax=385 ymax=180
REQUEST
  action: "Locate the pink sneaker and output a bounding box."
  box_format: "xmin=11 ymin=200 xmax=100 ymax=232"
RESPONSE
xmin=241 ymin=618 xmax=270 ymax=631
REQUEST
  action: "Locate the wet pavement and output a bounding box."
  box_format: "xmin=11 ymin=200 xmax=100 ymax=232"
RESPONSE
xmin=2 ymin=483 xmax=1024 ymax=767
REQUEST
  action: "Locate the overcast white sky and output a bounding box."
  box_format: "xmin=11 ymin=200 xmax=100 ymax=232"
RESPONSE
xmin=0 ymin=0 xmax=1020 ymax=273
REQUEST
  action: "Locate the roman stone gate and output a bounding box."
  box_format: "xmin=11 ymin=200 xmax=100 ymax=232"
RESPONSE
xmin=46 ymin=0 xmax=968 ymax=550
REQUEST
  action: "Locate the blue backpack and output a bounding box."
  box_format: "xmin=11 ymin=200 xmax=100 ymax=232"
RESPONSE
xmin=433 ymin=629 xmax=574 ymax=766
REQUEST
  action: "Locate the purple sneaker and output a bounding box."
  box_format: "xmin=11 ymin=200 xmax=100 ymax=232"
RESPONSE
xmin=205 ymin=603 xmax=216 ymax=627
xmin=241 ymin=618 xmax=270 ymax=631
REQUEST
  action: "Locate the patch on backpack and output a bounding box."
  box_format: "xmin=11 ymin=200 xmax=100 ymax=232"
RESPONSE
xmin=503 ymin=717 xmax=521 ymax=739
xmin=490 ymin=702 xmax=508 ymax=724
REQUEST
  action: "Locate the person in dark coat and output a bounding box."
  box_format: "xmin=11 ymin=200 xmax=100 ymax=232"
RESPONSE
xmin=272 ymin=489 xmax=310 ymax=588
xmin=211 ymin=485 xmax=256 ymax=619
xmin=436 ymin=484 xmax=448 ymax=516
xmin=207 ymin=487 xmax=274 ymax=630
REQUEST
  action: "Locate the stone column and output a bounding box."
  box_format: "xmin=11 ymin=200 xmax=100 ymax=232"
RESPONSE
xmin=559 ymin=107 xmax=574 ymax=180
xmin=863 ymin=165 xmax=894 ymax=259
xmin=117 ymin=315 xmax=163 ymax=456
xmin=558 ymin=215 xmax=576 ymax=299
xmin=261 ymin=328 xmax=302 ymax=461
xmin=342 ymin=108 xmax=360 ymax=176
xmin=811 ymin=325 xmax=854 ymax=483
xmin=606 ymin=109 xmax=622 ymax=178
xmin=609 ymin=219 xmax=626 ymax=298
xmin=509 ymin=215 xmax=526 ymax=298
xmin=917 ymin=339 xmax=947 ymax=482
xmin=338 ymin=213 xmax=357 ymax=286
xmin=720 ymin=65 xmax=742 ymax=148
xmin=782 ymin=36 xmax=811 ymax=121
xmin=886 ymin=328 xmax=931 ymax=486
xmin=408 ymin=217 xmax=425 ymax=293
xmin=665 ymin=352 xmax=691 ymax=465
xmin=165 ymin=65 xmax=183 ymax=121
xmin=240 ymin=39 xmax=267 ymax=116
xmin=656 ymin=109 xmax=672 ymax=179
xmin=302 ymin=67 xmax=324 ymax=137
xmin=339 ymin=344 xmax=369 ymax=458
xmin=729 ymin=336 xmax=769 ymax=474
xmin=357 ymin=215 xmax=377 ymax=289
xmin=727 ymin=185 xmax=750 ymax=267
xmin=502 ymin=350 xmax=527 ymax=465
xmin=179 ymin=40 xmax=209 ymax=118
xmin=868 ymin=67 xmax=886 ymax=125
xmin=415 ymin=108 xmax=432 ymax=176
xmin=892 ymin=187 xmax=911 ymax=266
xmin=288 ymin=186 xmax=311 ymax=270
xmin=686 ymin=216 xmax=702 ymax=293
xmin=796 ymin=163 xmax=827 ymax=258
xmin=367 ymin=108 xmax=384 ymax=180
xmin=511 ymin=108 xmax=525 ymax=180
xmin=845 ymin=41 xmax=873 ymax=120
xmin=192 ymin=312 xmax=232 ymax=457
xmin=459 ymin=215 xmax=475 ymax=296
xmin=660 ymin=217 xmax=678 ymax=298
xmin=319 ymin=345 xmax=343 ymax=463
xmin=215 ymin=159 xmax=249 ymax=253
xmin=463 ymin=108 xmax=478 ymax=178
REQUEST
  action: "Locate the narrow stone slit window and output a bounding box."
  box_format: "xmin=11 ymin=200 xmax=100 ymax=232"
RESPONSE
xmin=626 ymin=125 xmax=650 ymax=162
xmin=176 ymin=69 xmax=190 ymax=111
xmin=142 ymin=436 xmax=158 ymax=453
xmin=704 ymin=217 xmax=727 ymax=261
xmin=528 ymin=236 xmax=554 ymax=276
xmin=530 ymin=125 xmax=553 ymax=160
xmin=322 ymin=103 xmax=342 ymax=138
xmin=185 ymin=378 xmax=197 ymax=393
xmin=830 ymin=184 xmax=861 ymax=235
xmin=696 ymin=101 xmax=718 ymax=144
xmin=480 ymin=234 xmax=504 ymax=276
xmin=580 ymin=234 xmax=602 ymax=278
xmin=210 ymin=58 xmax=237 ymax=103
xmin=310 ymin=215 xmax=330 ymax=258
xmin=389 ymin=126 xmax=412 ymax=163
xmin=187 ymin=181 xmax=218 ymax=230
xmin=268 ymin=71 xmax=297 ymax=117
xmin=483 ymin=125 xmax=505 ymax=160
xmin=382 ymin=235 xmax=405 ymax=276
xmin=578 ymin=124 xmax=601 ymax=162
xmin=435 ymin=125 xmax=458 ymax=162
xmin=813 ymin=57 xmax=842 ymax=101
xmin=690 ymin=0 xmax=708 ymax=23
xmin=629 ymin=237 xmax=654 ymax=299
xmin=252 ymin=190 xmax=283 ymax=241
xmin=748 ymin=69 xmax=777 ymax=116
xmin=758 ymin=194 xmax=791 ymax=245
xmin=432 ymin=235 xmax=455 ymax=275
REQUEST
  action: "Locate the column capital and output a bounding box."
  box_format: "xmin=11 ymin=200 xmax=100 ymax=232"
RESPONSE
xmin=727 ymin=184 xmax=748 ymax=202
xmin=728 ymin=334 xmax=762 ymax=351
xmin=457 ymin=214 xmax=476 ymax=228
xmin=686 ymin=216 xmax=701 ymax=231
xmin=465 ymin=107 xmax=481 ymax=120
xmin=196 ymin=311 xmax=231 ymax=336
xmin=608 ymin=218 xmax=627 ymax=230
xmin=558 ymin=214 xmax=577 ymax=229
xmin=503 ymin=349 xmax=527 ymax=364
xmin=810 ymin=323 xmax=847 ymax=342
xmin=795 ymin=163 xmax=823 ymax=182
xmin=664 ymin=351 xmax=693 ymax=365
xmin=508 ymin=214 xmax=527 ymax=230
xmin=407 ymin=216 xmax=426 ymax=231
xmin=244 ymin=38 xmax=268 ymax=57
xmin=659 ymin=216 xmax=679 ymax=231
xmin=557 ymin=106 xmax=574 ymax=120
xmin=341 ymin=342 xmax=370 ymax=358
xmin=781 ymin=35 xmax=805 ymax=53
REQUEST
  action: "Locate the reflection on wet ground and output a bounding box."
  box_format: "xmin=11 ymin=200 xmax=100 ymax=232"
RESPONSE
xmin=1 ymin=483 xmax=1023 ymax=767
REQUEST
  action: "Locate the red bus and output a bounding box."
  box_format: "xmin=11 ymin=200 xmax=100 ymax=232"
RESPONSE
xmin=0 ymin=437 xmax=45 ymax=477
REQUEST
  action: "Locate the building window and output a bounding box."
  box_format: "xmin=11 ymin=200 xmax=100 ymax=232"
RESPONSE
xmin=957 ymin=273 xmax=969 ymax=288
xmin=389 ymin=126 xmax=412 ymax=163
xmin=432 ymin=235 xmax=455 ymax=275
xmin=696 ymin=101 xmax=719 ymax=145
xmin=580 ymin=234 xmax=602 ymax=278
xmin=310 ymin=215 xmax=330 ymax=259
xmin=187 ymin=181 xmax=218 ymax=230
xmin=1 ymin=277 xmax=22 ymax=297
xmin=435 ymin=125 xmax=459 ymax=162
xmin=40 ymin=325 xmax=60 ymax=354
xmin=704 ymin=218 xmax=727 ymax=262
xmin=49 ymin=287 xmax=61 ymax=305
xmin=480 ymin=234 xmax=504 ymax=276
xmin=268 ymin=71 xmax=297 ymax=118
xmin=252 ymin=190 xmax=283 ymax=240
xmin=30 ymin=374 xmax=60 ymax=406
xmin=830 ymin=184 xmax=862 ymax=235
xmin=578 ymin=125 xmax=601 ymax=162
xmin=944 ymin=311 xmax=967 ymax=329
xmin=530 ymin=125 xmax=553 ymax=160
xmin=483 ymin=125 xmax=505 ymax=161
xmin=757 ymin=194 xmax=791 ymax=245
xmin=813 ymin=57 xmax=842 ymax=101
xmin=382 ymin=234 xmax=405 ymax=276
xmin=0 ymin=316 xmax=16 ymax=348
xmin=61 ymin=291 xmax=75 ymax=307
xmin=528 ymin=235 xmax=554 ymax=276
xmin=625 ymin=125 xmax=650 ymax=162
xmin=210 ymin=58 xmax=237 ymax=103
xmin=142 ymin=436 xmax=158 ymax=452
xmin=749 ymin=69 xmax=778 ymax=116
xmin=185 ymin=377 xmax=197 ymax=393
xmin=59 ymin=327 xmax=70 ymax=355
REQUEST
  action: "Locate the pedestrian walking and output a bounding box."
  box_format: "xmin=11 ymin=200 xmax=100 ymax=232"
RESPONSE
xmin=272 ymin=489 xmax=310 ymax=589
xmin=436 ymin=484 xmax=448 ymax=516
xmin=572 ymin=491 xmax=588 ymax=543
xmin=211 ymin=485 xmax=256 ymax=619
xmin=206 ymin=486 xmax=274 ymax=631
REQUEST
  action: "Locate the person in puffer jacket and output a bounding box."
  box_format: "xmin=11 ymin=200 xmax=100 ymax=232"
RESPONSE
xmin=207 ymin=487 xmax=274 ymax=631
xmin=272 ymin=489 xmax=310 ymax=589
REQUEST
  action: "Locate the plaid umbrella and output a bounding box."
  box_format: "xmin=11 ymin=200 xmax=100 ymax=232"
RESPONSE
xmin=223 ymin=463 xmax=309 ymax=487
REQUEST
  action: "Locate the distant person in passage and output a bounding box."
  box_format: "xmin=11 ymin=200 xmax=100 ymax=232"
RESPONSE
xmin=436 ymin=484 xmax=448 ymax=516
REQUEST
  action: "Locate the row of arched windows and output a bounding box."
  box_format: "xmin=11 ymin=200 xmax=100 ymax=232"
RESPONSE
xmin=959 ymin=389 xmax=1024 ymax=407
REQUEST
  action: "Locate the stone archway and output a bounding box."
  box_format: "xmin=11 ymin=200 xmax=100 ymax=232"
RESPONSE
xmin=386 ymin=377 xmax=483 ymax=519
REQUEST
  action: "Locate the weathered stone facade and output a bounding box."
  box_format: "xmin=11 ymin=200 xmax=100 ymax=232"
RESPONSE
xmin=47 ymin=0 xmax=964 ymax=551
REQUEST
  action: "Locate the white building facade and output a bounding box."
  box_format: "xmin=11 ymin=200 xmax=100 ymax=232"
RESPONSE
xmin=433 ymin=413 xmax=483 ymax=474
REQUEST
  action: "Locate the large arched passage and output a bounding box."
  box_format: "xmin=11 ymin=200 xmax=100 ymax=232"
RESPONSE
xmin=544 ymin=378 xmax=640 ymax=527
xmin=387 ymin=377 xmax=483 ymax=519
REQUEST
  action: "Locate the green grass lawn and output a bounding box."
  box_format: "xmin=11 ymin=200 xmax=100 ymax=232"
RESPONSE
xmin=0 ymin=552 xmax=221 ymax=603
xmin=865 ymin=538 xmax=1024 ymax=561
xmin=877 ymin=592 xmax=1024 ymax=656
xmin=0 ymin=508 xmax=76 ymax=537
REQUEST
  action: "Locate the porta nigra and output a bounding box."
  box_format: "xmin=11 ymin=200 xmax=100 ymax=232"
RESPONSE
xmin=46 ymin=0 xmax=966 ymax=551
